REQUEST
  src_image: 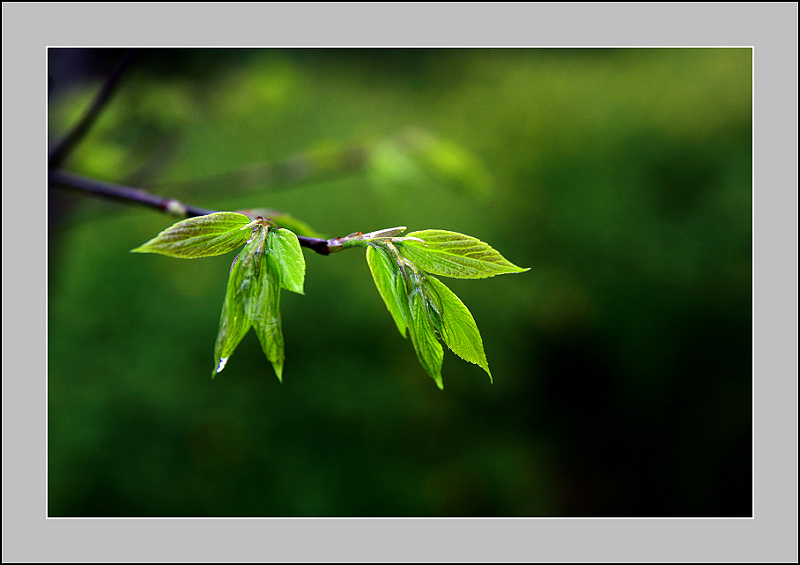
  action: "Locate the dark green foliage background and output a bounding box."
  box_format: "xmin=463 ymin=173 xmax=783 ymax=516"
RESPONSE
xmin=48 ymin=48 xmax=752 ymax=516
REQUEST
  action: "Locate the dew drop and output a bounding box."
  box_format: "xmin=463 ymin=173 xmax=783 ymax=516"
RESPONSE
xmin=217 ymin=357 xmax=228 ymax=372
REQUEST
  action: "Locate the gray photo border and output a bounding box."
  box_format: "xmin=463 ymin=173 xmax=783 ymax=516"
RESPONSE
xmin=3 ymin=2 xmax=797 ymax=563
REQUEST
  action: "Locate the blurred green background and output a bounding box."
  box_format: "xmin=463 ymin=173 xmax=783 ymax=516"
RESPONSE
xmin=47 ymin=48 xmax=752 ymax=517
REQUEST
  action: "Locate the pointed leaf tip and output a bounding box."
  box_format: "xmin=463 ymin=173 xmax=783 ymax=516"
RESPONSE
xmin=273 ymin=363 xmax=284 ymax=383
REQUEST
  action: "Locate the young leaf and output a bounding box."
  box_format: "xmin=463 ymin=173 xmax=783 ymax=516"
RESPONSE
xmin=251 ymin=253 xmax=285 ymax=381
xmin=366 ymin=244 xmax=410 ymax=337
xmin=131 ymin=212 xmax=253 ymax=258
xmin=212 ymin=277 xmax=251 ymax=377
xmin=425 ymin=275 xmax=492 ymax=381
xmin=268 ymin=228 xmax=306 ymax=295
xmin=408 ymin=289 xmax=444 ymax=389
xmin=212 ymin=233 xmax=265 ymax=377
xmin=401 ymin=230 xmax=529 ymax=279
xmin=212 ymin=227 xmax=287 ymax=381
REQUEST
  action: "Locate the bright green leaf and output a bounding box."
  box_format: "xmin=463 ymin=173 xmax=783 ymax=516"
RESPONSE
xmin=268 ymin=228 xmax=306 ymax=295
xmin=131 ymin=212 xmax=252 ymax=258
xmin=408 ymin=289 xmax=444 ymax=389
xmin=426 ymin=276 xmax=492 ymax=381
xmin=212 ymin=280 xmax=251 ymax=377
xmin=366 ymin=244 xmax=410 ymax=337
xmin=212 ymin=231 xmax=266 ymax=377
xmin=251 ymin=253 xmax=285 ymax=382
xmin=212 ymin=227 xmax=286 ymax=381
xmin=402 ymin=230 xmax=529 ymax=279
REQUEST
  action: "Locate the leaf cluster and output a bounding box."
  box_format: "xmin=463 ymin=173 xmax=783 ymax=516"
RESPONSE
xmin=132 ymin=214 xmax=528 ymax=388
xmin=365 ymin=229 xmax=527 ymax=388
xmin=133 ymin=212 xmax=305 ymax=380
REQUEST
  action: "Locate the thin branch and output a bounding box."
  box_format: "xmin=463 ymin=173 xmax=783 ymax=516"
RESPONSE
xmin=49 ymin=169 xmax=214 ymax=217
xmin=49 ymin=168 xmax=335 ymax=255
xmin=48 ymin=49 xmax=140 ymax=168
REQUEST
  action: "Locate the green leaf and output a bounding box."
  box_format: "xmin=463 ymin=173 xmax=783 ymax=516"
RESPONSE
xmin=251 ymin=253 xmax=285 ymax=382
xmin=131 ymin=212 xmax=253 ymax=258
xmin=408 ymin=288 xmax=444 ymax=389
xmin=366 ymin=242 xmax=495 ymax=388
xmin=366 ymin=244 xmax=410 ymax=337
xmin=212 ymin=227 xmax=286 ymax=381
xmin=212 ymin=231 xmax=266 ymax=377
xmin=426 ymin=276 xmax=492 ymax=381
xmin=267 ymin=228 xmax=306 ymax=295
xmin=401 ymin=230 xmax=529 ymax=279
xmin=212 ymin=282 xmax=251 ymax=377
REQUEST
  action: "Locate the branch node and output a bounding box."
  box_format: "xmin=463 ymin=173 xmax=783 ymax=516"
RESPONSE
xmin=165 ymin=199 xmax=188 ymax=216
